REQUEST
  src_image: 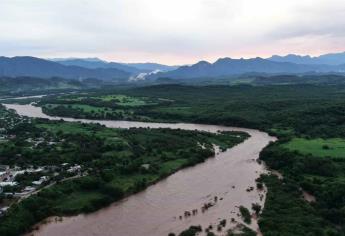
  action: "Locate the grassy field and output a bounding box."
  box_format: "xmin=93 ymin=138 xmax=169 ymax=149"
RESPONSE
xmin=95 ymin=94 xmax=152 ymax=106
xmin=282 ymin=138 xmax=345 ymax=158
xmin=42 ymin=103 xmax=139 ymax=120
xmin=44 ymin=104 xmax=120 ymax=114
xmin=37 ymin=122 xmax=121 ymax=137
xmin=51 ymin=94 xmax=157 ymax=107
xmin=54 ymin=191 xmax=106 ymax=213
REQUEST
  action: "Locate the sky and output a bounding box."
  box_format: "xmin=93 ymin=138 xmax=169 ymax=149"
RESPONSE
xmin=1 ymin=0 xmax=345 ymax=65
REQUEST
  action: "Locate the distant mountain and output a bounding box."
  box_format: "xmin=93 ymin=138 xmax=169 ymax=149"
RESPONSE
xmin=268 ymin=52 xmax=345 ymax=65
xmin=123 ymin=63 xmax=179 ymax=72
xmin=149 ymin=57 xmax=345 ymax=80
xmin=50 ymin=58 xmax=178 ymax=74
xmin=0 ymin=56 xmax=130 ymax=81
xmin=51 ymin=58 xmax=145 ymax=75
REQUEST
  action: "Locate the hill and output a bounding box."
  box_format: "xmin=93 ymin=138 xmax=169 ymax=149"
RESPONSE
xmin=51 ymin=58 xmax=146 ymax=75
xmin=0 ymin=57 xmax=130 ymax=81
xmin=51 ymin=58 xmax=178 ymax=74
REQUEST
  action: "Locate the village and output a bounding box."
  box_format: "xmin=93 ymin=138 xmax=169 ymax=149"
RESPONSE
xmin=0 ymin=162 xmax=83 ymax=216
xmin=0 ymin=107 xmax=85 ymax=216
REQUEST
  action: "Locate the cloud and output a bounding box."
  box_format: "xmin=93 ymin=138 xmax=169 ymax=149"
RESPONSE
xmin=0 ymin=0 xmax=345 ymax=64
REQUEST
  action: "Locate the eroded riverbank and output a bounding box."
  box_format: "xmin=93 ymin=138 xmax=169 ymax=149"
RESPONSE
xmin=4 ymin=103 xmax=276 ymax=236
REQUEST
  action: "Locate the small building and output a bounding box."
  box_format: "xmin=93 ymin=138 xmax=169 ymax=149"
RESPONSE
xmin=32 ymin=176 xmax=49 ymax=185
xmin=67 ymin=165 xmax=81 ymax=173
xmin=0 ymin=207 xmax=9 ymax=216
xmin=23 ymin=186 xmax=36 ymax=192
xmin=141 ymin=164 xmax=150 ymax=170
xmin=0 ymin=182 xmax=18 ymax=187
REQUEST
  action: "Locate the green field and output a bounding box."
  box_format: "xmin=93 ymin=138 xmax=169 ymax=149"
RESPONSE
xmin=282 ymin=138 xmax=345 ymax=158
xmin=95 ymin=94 xmax=151 ymax=106
xmin=44 ymin=104 xmax=115 ymax=114
xmin=51 ymin=94 xmax=156 ymax=107
xmin=42 ymin=103 xmax=139 ymax=120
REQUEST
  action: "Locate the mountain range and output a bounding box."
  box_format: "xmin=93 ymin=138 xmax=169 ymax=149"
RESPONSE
xmin=149 ymin=57 xmax=345 ymax=80
xmin=50 ymin=58 xmax=146 ymax=75
xmin=268 ymin=52 xmax=345 ymax=65
xmin=0 ymin=56 xmax=130 ymax=81
xmin=0 ymin=56 xmax=178 ymax=82
xmin=1 ymin=52 xmax=345 ymax=82
xmin=50 ymin=58 xmax=178 ymax=73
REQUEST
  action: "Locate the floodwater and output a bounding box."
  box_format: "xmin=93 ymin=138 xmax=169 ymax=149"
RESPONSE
xmin=4 ymin=103 xmax=276 ymax=236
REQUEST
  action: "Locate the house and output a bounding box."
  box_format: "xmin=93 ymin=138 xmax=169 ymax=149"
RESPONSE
xmin=32 ymin=176 xmax=49 ymax=185
xmin=0 ymin=182 xmax=18 ymax=187
xmin=141 ymin=164 xmax=150 ymax=170
xmin=23 ymin=186 xmax=36 ymax=192
xmin=0 ymin=207 xmax=9 ymax=216
xmin=67 ymin=165 xmax=81 ymax=173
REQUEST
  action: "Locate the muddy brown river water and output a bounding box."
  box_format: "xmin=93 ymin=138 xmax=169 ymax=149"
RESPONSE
xmin=4 ymin=103 xmax=276 ymax=236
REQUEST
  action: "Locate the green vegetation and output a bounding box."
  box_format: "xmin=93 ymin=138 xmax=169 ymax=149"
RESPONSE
xmin=227 ymin=225 xmax=257 ymax=236
xmin=39 ymin=93 xmax=165 ymax=121
xmin=40 ymin=84 xmax=345 ymax=138
xmin=239 ymin=206 xmax=251 ymax=224
xmin=178 ymin=225 xmax=202 ymax=236
xmin=258 ymin=174 xmax=327 ymax=236
xmin=95 ymin=94 xmax=152 ymax=106
xmin=259 ymin=143 xmax=345 ymax=235
xmin=283 ymin=138 xmax=345 ymax=158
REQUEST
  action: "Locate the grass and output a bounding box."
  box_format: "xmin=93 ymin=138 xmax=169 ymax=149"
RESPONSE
xmin=42 ymin=103 xmax=141 ymax=120
xmin=37 ymin=122 xmax=119 ymax=137
xmin=159 ymin=159 xmax=188 ymax=174
xmin=239 ymin=206 xmax=251 ymax=224
xmin=44 ymin=104 xmax=113 ymax=114
xmin=54 ymin=191 xmax=105 ymax=213
xmin=282 ymin=138 xmax=345 ymax=158
xmin=109 ymin=174 xmax=158 ymax=192
xmin=96 ymin=94 xmax=150 ymax=106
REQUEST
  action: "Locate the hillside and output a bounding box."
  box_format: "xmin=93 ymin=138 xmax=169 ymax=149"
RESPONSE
xmin=0 ymin=57 xmax=130 ymax=81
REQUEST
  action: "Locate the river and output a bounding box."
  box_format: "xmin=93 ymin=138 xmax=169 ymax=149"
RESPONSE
xmin=3 ymin=103 xmax=276 ymax=236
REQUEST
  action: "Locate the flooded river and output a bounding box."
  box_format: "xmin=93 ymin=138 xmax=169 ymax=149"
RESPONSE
xmin=4 ymin=103 xmax=276 ymax=236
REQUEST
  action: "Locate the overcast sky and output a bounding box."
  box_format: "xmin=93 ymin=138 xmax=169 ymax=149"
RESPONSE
xmin=1 ymin=0 xmax=345 ymax=64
